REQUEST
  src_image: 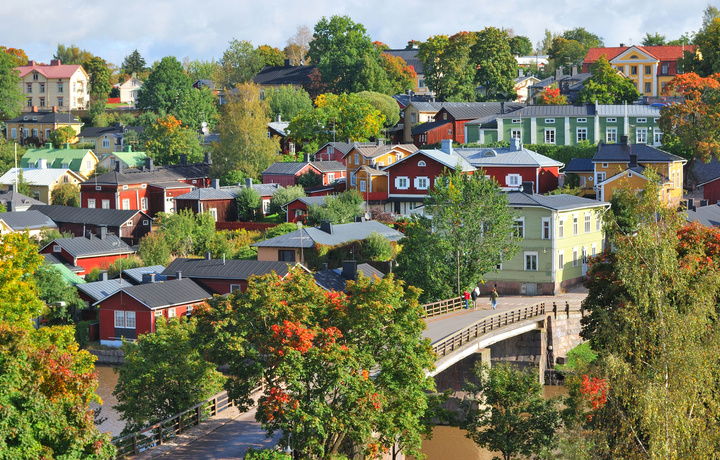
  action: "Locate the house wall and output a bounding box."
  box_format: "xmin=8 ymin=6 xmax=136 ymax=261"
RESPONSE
xmin=286 ymin=201 xmax=309 ymax=223
xmin=98 ymin=294 xmax=152 ymax=343
xmin=703 ymin=181 xmax=720 ymax=204
xmin=413 ymin=123 xmax=452 ymax=148
xmin=20 ymin=66 xmax=89 ymax=111
xmin=256 ymin=246 xmax=299 ymax=262
xmin=314 ymin=145 xmax=346 ymax=162
xmin=538 ymin=167 xmax=560 ymax=193
xmin=197 ymin=199 xmax=238 ymax=222
xmin=387 ymin=153 xmax=446 ymax=196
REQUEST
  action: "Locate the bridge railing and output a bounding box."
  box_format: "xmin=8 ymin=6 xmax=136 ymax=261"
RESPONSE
xmin=422 ymin=296 xmax=465 ymax=318
xmin=112 ymin=390 xmax=234 ymax=458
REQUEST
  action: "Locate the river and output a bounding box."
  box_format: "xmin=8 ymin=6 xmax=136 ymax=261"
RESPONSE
xmin=92 ymin=365 xmax=124 ymax=437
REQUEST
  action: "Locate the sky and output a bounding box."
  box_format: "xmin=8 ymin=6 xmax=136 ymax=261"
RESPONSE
xmin=1 ymin=0 xmax=712 ymax=67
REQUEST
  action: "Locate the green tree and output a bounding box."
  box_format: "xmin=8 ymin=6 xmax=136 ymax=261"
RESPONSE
xmin=680 ymin=12 xmax=720 ymax=76
xmin=137 ymin=56 xmax=192 ymax=113
xmin=509 ymin=35 xmax=533 ymax=56
xmin=192 ymin=270 xmax=436 ymax=459
xmin=138 ymin=232 xmax=172 ymax=266
xmin=141 ymin=114 xmax=202 ymax=165
xmin=83 ymin=56 xmax=112 ymax=97
xmin=48 ymin=125 xmax=77 ymax=148
xmin=462 ymin=364 xmax=562 ymax=460
xmin=576 ymin=55 xmax=640 ymax=105
xmin=153 ymin=209 xmax=216 ymax=257
xmin=379 ymin=52 xmax=416 ymax=95
xmin=264 ymin=85 xmax=312 ymax=121
xmin=172 ymin=86 xmax=219 ymax=132
xmin=219 ymin=39 xmax=264 ymax=88
xmin=121 ymin=49 xmax=147 ymax=76
xmin=0 ymin=232 xmax=44 ymax=327
xmin=33 ymin=264 xmax=84 ymax=324
xmin=269 ymin=185 xmax=306 ymax=216
xmin=362 ymin=230 xmax=394 ymax=262
xmin=114 ymin=317 xmax=225 ymax=434
xmin=237 ymin=186 xmax=262 ymax=221
xmin=296 ymin=170 xmax=322 ymax=188
xmin=396 ymin=169 xmax=519 ymax=299
xmin=0 ymin=50 xmax=22 ymax=118
xmin=641 ymin=32 xmax=667 ymax=46
xmin=50 ymin=183 xmax=80 ymax=207
xmin=356 ymin=91 xmax=400 ymax=127
xmin=184 ymin=58 xmax=221 ymax=83
xmin=417 ymin=34 xmax=451 ymax=100
xmin=257 ymin=45 xmax=285 ymax=67
xmin=306 ymin=190 xmax=363 ymax=225
xmin=548 ymin=37 xmax=587 ymax=70
xmin=53 ymin=44 xmax=93 ymax=65
xmin=472 ymin=27 xmax=518 ymax=101
xmin=1 ymin=46 xmax=28 ymax=67
xmin=212 ymin=83 xmax=279 ymax=179
xmin=561 ymin=27 xmax=604 ymax=49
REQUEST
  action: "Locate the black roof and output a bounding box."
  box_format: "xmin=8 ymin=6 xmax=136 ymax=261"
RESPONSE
xmin=505 ymin=191 xmax=610 ymax=211
xmin=313 ymin=263 xmax=384 ymax=292
xmin=311 ymin=161 xmax=345 ymax=172
xmin=83 ymin=162 xmax=210 ymax=185
xmin=384 ymin=49 xmax=424 ymax=74
xmin=439 ymin=102 xmax=525 ymax=120
xmin=253 ymin=64 xmax=316 ymax=86
xmin=0 ymin=188 xmax=44 ymax=210
xmin=262 ymin=162 xmax=316 ymax=176
xmin=565 ymin=158 xmax=594 ymax=173
xmin=593 ymin=142 xmax=685 ymax=163
xmin=412 ymin=120 xmax=451 ymax=135
xmin=686 ymin=203 xmax=720 ymax=227
xmin=162 ymin=258 xmax=297 ymax=281
xmin=0 ymin=210 xmax=56 ymax=230
xmin=78 ymin=125 xmax=144 ymax=138
xmin=41 ymin=233 xmax=134 ymax=258
xmin=29 ymin=205 xmax=150 ymax=227
xmin=99 ymin=278 xmax=211 ymax=309
xmin=689 ymin=157 xmax=720 ymax=186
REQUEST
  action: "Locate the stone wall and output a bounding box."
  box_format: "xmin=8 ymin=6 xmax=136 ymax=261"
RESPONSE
xmin=89 ymin=349 xmax=125 ymax=365
xmin=546 ymin=311 xmax=585 ymax=364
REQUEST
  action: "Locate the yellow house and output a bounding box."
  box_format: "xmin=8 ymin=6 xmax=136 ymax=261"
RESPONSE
xmin=5 ymin=107 xmax=83 ymax=147
xmin=16 ymin=60 xmax=89 ymax=111
xmin=344 ymin=141 xmax=418 ymax=202
xmin=592 ymin=137 xmax=686 ymax=204
xmin=0 ymin=168 xmax=84 ymax=204
xmin=583 ymin=45 xmax=694 ymax=97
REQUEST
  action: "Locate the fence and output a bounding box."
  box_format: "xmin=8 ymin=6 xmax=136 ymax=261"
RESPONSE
xmin=112 ymin=391 xmax=234 ymax=458
xmin=421 ymin=297 xmax=465 ymax=318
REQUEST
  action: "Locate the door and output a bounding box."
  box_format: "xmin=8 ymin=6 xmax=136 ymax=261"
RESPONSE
xmin=582 ymin=247 xmax=588 ymax=276
xmin=526 ymin=283 xmax=537 ymax=296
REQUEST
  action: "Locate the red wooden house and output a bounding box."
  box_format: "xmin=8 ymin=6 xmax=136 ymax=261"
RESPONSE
xmin=313 ymin=142 xmax=353 ymax=163
xmin=688 ymin=157 xmax=720 ymax=204
xmin=283 ymin=196 xmax=328 ymax=223
xmin=262 ymin=162 xmax=320 ymax=187
xmin=97 ymin=277 xmax=211 ymax=347
xmin=175 ymin=180 xmax=282 ymax=221
xmin=39 ymin=229 xmax=135 ymax=276
xmin=311 ymin=161 xmax=346 ymax=185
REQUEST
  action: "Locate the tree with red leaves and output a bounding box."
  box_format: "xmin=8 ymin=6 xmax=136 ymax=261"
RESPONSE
xmin=536 ymin=86 xmax=568 ymax=105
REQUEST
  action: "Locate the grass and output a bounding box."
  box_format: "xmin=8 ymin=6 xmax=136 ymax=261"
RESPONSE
xmin=258 ymin=213 xmax=283 ymax=224
xmin=556 ymin=342 xmax=598 ymax=372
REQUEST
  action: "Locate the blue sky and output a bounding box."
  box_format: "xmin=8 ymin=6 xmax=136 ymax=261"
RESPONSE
xmin=1 ymin=0 xmax=710 ymax=67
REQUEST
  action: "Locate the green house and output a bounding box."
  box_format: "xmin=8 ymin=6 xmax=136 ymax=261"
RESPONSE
xmin=20 ymin=144 xmax=98 ymax=179
xmin=482 ymin=191 xmax=610 ymax=296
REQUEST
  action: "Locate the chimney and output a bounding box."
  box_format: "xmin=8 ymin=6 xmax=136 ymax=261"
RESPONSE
xmin=146 ymin=157 xmax=155 ymax=171
xmin=619 ymin=43 xmax=625 ymax=47
xmin=38 ymin=158 xmax=47 ymax=169
xmin=141 ymin=273 xmax=156 ymax=284
xmin=629 ymin=154 xmax=637 ymax=168
xmin=376 ymin=138 xmax=385 ymax=146
xmin=52 ymin=106 xmax=57 ymax=113
xmin=518 ymin=68 xmax=524 ymax=78
xmin=304 ymin=153 xmax=310 ymax=162
xmin=688 ymin=198 xmax=696 ymax=211
xmin=124 ymin=145 xmax=132 ymax=153
xmin=556 ymin=67 xmax=563 ymax=80
xmin=440 ymin=139 xmax=453 ymax=155
xmin=522 ymin=181 xmax=534 ymax=194
xmin=7 ymin=184 xmax=14 ymax=192
xmin=98 ymin=272 xmax=108 ymax=282
xmin=86 ymin=230 xmax=94 ymax=240
xmin=27 ymin=60 xmax=35 ymax=66
xmin=32 ymin=106 xmax=38 ymax=113
xmin=44 ymin=142 xmax=52 ymax=149
xmin=354 ymin=215 xmax=366 ymax=223
xmin=620 ymin=135 xmax=629 ymax=145
xmin=205 ymin=251 xmax=212 ymax=260
xmin=320 ymin=221 xmax=333 ymax=234
xmin=511 ymin=137 xmax=522 ymax=151
xmin=50 ymin=59 xmax=61 ymax=66
xmin=500 ymin=101 xmax=505 ymax=114
xmin=571 ymin=65 xmax=578 ymax=77
xmin=204 ymin=152 xmax=212 ymax=164
xmin=321 ymin=263 xmax=328 ymax=272
xmin=284 ymin=58 xmax=292 ymax=67
xmin=175 ymin=271 xmax=182 ymax=280
xmin=213 ymin=178 xmax=220 ymax=189
xmin=180 ymin=154 xmax=187 ymax=165
xmin=276 ymin=114 xmax=282 ymax=123
xmin=97 ymin=227 xmax=107 ymax=240
xmin=245 ymin=178 xmax=253 ymax=188
xmin=63 ymin=143 xmax=70 ymax=149
xmin=342 ymin=260 xmax=358 ymax=281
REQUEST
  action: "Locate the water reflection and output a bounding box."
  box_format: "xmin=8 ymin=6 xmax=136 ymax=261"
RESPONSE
xmin=92 ymin=365 xmax=125 ymax=437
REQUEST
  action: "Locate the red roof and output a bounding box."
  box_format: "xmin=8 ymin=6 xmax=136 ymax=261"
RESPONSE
xmin=584 ymin=45 xmax=695 ymax=64
xmin=15 ymin=60 xmax=85 ymax=79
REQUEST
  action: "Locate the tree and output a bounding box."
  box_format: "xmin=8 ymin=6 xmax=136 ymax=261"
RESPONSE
xmin=641 ymin=32 xmax=667 ymax=46
xmin=51 ymin=183 xmax=80 ymax=207
xmin=576 ymin=54 xmax=640 ymax=105
xmin=285 ymin=25 xmax=312 ymax=66
xmin=536 ymin=86 xmax=568 ymax=105
xmin=212 ymin=83 xmax=279 ymax=179
xmin=48 ymin=125 xmax=77 ymax=148
xmin=362 ymin=230 xmax=394 ymax=262
xmin=472 ymin=27 xmax=518 ymax=101
xmin=237 ymin=186 xmax=262 ymax=221
xmin=141 ymin=114 xmax=202 ymax=165
xmin=114 ymin=317 xmax=225 ymax=434
xmin=121 ymin=49 xmax=147 ymax=76
xmin=296 ymin=170 xmax=322 ymax=188
xmin=263 ymin=85 xmax=312 ymax=121
xmin=257 ymin=45 xmax=285 ymax=67
xmin=306 ymin=190 xmax=364 ymax=225
xmin=53 ymin=44 xmax=93 ymax=65
xmin=33 ymin=264 xmax=84 ymax=324
xmin=288 ymin=93 xmax=385 ymax=152
xmin=680 ymin=13 xmax=720 ymax=76
xmin=356 ymin=91 xmax=400 ymax=127
xmin=137 ymin=56 xmax=192 ymax=113
xmin=561 ymin=27 xmax=604 ymax=49
xmin=548 ymin=37 xmax=587 ymax=70
xmin=462 ymin=364 xmax=561 ymax=460
xmin=269 ymin=185 xmax=306 ymax=216
xmin=379 ymin=52 xmax=416 ymax=95
xmin=184 ymin=58 xmax=221 ymax=83
xmin=396 ymin=169 xmax=519 ymax=299
xmin=417 ymin=35 xmax=450 ymax=99
xmin=658 ymin=72 xmax=720 ymax=161
xmin=0 ymin=50 xmax=22 ymax=118
xmin=219 ymin=39 xmax=264 ymax=88
xmin=1 ymin=46 xmax=28 ymax=66
xmin=137 ymin=232 xmax=172 ymax=266
xmin=153 ymin=209 xmax=216 ymax=257
xmin=83 ymin=56 xmax=112 ymax=98
xmin=171 ymin=86 xmax=219 ymax=132
xmin=192 ymin=269 xmax=436 ymax=459
xmin=0 ymin=232 xmax=44 ymax=327
xmin=509 ymin=35 xmax=533 ymax=56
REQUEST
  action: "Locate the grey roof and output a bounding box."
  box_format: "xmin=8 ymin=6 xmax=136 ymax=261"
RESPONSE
xmin=495 ymin=103 xmax=661 ymax=119
xmin=392 ymin=94 xmax=436 ymax=108
xmin=0 ymin=210 xmax=56 ymax=231
xmin=268 ymin=121 xmax=290 ymax=136
xmin=686 ymin=204 xmax=720 ymax=228
xmin=313 ymin=263 xmax=385 ymax=292
xmin=592 ymin=143 xmax=686 ymax=163
xmin=84 ymin=162 xmax=210 ymax=186
xmin=0 ymin=168 xmax=82 ymax=187
xmin=596 ymin=105 xmax=662 ymax=117
xmin=411 ymin=120 xmax=451 ymax=135
xmin=384 ymin=49 xmax=424 ymax=74
xmin=456 ymin=146 xmax=564 ymax=168
xmin=315 ymin=142 xmax=354 ymax=155
xmin=690 ymin=157 xmax=720 ymax=186
xmin=351 ymin=143 xmax=419 ymax=159
xmin=251 ymin=183 xmax=282 ymax=197
xmin=262 ymin=162 xmax=315 ymax=176
xmin=252 ymin=64 xmax=316 ymax=86
xmin=148 ymin=181 xmax=196 ymax=189
xmin=440 ymin=102 xmax=525 ymax=120
xmin=387 ymin=148 xmax=474 ymax=172
xmin=97 ymin=278 xmax=211 ymax=309
xmin=42 ymin=234 xmax=135 ymax=258
xmin=0 ymin=189 xmax=44 ymax=210
xmin=565 ymin=158 xmax=594 ymax=173
xmin=7 ymin=111 xmax=81 ymax=124
xmin=252 ymin=220 xmax=404 ymax=248
xmin=175 ymin=187 xmax=237 ymax=201
xmin=78 ymin=125 xmax=144 ymax=139
xmin=29 ymin=205 xmax=150 ymax=227
xmin=283 ymin=196 xmax=328 ymax=209
xmin=162 ymin=258 xmax=296 ymax=280
xmin=311 ymin=161 xmax=346 ymax=172
xmin=120 ymin=265 xmax=168 ymax=284
xmin=408 ymin=101 xmax=446 ymax=113
xmin=505 ymin=192 xmax=610 ymax=211
xmin=76 ymin=279 xmax=125 ymax=302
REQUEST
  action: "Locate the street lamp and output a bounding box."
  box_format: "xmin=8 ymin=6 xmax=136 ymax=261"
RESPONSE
xmin=284 ymin=432 xmax=293 ymax=458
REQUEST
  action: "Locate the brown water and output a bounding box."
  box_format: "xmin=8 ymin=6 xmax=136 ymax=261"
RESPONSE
xmin=92 ymin=365 xmax=125 ymax=437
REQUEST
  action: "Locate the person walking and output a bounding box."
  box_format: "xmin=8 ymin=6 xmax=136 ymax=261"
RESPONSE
xmin=470 ymin=286 xmax=478 ymax=309
xmin=490 ymin=287 xmax=499 ymax=310
xmin=464 ymin=290 xmax=471 ymax=309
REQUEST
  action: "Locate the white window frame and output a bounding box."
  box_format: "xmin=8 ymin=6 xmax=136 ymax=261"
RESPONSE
xmin=544 ymin=118 xmax=555 ymax=123
xmin=591 ymin=243 xmax=597 ymax=257
xmin=87 ymin=198 xmax=96 ymax=208
xmin=350 ymin=172 xmax=356 ymax=186
xmin=524 ymin=251 xmax=538 ymax=271
xmin=573 ymin=215 xmax=578 ymax=235
xmin=511 ymin=118 xmax=521 ymax=123
xmin=654 ymin=129 xmax=662 ymax=145
xmin=510 ymin=128 xmax=522 ymax=139
xmin=354 ymin=153 xmax=359 ymax=164
xmin=53 ymin=245 xmax=61 ymax=253
xmin=122 ymin=199 xmax=130 ymax=210
xmin=636 ymin=128 xmax=648 ymax=144
xmin=168 ymin=308 xmax=176 ymax=318
xmin=209 ymin=208 xmax=218 ymax=221
xmin=395 ymin=176 xmax=410 ymax=190
xmin=544 ymin=129 xmax=556 ymax=144
xmin=541 ymin=218 xmax=551 ymax=239
xmin=102 ymin=199 xmax=110 ymax=209
xmin=327 ymin=173 xmax=335 ymax=182
xmin=558 ymin=219 xmax=564 ymax=238
xmin=360 ymin=180 xmax=366 ymax=192
xmin=513 ymin=218 xmax=525 ymax=238
xmin=584 ymin=212 xmax=591 ymax=233
xmin=573 ymin=247 xmax=579 ymax=267
xmin=102 ymin=138 xmax=110 ymax=148
xmin=576 ymin=127 xmax=588 ymax=142
xmin=143 ymin=219 xmax=150 ymax=225
xmin=506 ymin=174 xmax=522 ymax=187
xmin=10 ymin=128 xmax=16 ymax=139
xmin=596 ymin=212 xmax=602 ymax=231
xmin=414 ymin=176 xmax=429 ymax=190
xmin=114 ymin=311 xmax=125 ymax=328
xmin=577 ymin=118 xmax=587 ymax=123
xmin=140 ymin=197 xmax=148 ymax=210
xmin=558 ymin=251 xmax=564 ymax=269
xmin=230 ymin=284 xmax=242 ymax=293
xmin=606 ymin=117 xmax=617 ymax=123
xmin=417 ymin=160 xmax=426 ymax=167
xmin=126 ymin=311 xmax=136 ymax=329
xmin=606 ymin=127 xmax=617 ymax=143
xmin=637 ymin=118 xmax=647 ymax=123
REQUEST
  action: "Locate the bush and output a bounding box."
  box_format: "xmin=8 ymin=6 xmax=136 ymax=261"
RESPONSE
xmin=263 ymin=222 xmax=300 ymax=239
xmin=244 ymin=449 xmax=290 ymax=460
xmin=269 ymin=185 xmax=306 ymax=216
xmin=75 ymin=320 xmax=96 ymax=347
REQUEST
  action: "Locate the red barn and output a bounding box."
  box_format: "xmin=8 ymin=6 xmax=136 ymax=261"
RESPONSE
xmin=39 ymin=229 xmax=135 ymax=276
xmin=97 ymin=277 xmax=211 ymax=347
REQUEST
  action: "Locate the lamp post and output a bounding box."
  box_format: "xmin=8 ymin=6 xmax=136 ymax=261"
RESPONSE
xmin=284 ymin=432 xmax=293 ymax=459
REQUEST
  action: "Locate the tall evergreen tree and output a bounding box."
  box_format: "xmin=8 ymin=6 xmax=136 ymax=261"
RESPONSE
xmin=121 ymin=49 xmax=147 ymax=76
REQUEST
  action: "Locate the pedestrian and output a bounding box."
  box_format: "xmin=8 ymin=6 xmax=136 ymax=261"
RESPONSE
xmin=470 ymin=286 xmax=478 ymax=309
xmin=463 ymin=290 xmax=471 ymax=309
xmin=490 ymin=286 xmax=499 ymax=310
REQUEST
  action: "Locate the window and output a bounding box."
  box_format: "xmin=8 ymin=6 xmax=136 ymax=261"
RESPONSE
xmin=230 ymin=284 xmax=242 ymax=293
xmin=87 ymin=199 xmax=96 ymax=208
xmin=415 ymin=176 xmax=429 ymax=190
xmin=411 ymin=113 xmax=417 ymax=123
xmin=544 ymin=118 xmax=555 ymax=123
xmin=511 ymin=129 xmax=522 ymax=139
xmin=354 ymin=153 xmax=359 ymax=164
xmin=95 ymin=185 xmax=102 ymax=191
xmin=39 ymin=97 xmax=45 ymax=107
xmin=53 ymin=245 xmax=61 ymax=253
xmin=542 ymin=218 xmax=551 ymax=239
xmin=278 ymin=250 xmax=295 ymax=262
xmin=544 ymin=129 xmax=555 ymax=144
xmin=606 ymin=127 xmax=617 ymax=143
xmin=102 ymin=138 xmax=110 ymax=148
xmin=57 ymin=82 xmax=63 ymax=93
xmin=61 ymin=162 xmax=69 ymax=169
xmin=654 ymin=129 xmax=662 ymax=145
xmin=596 ymin=172 xmax=606 ymax=183
xmin=102 ymin=200 xmax=110 ymax=209
xmin=57 ymin=97 xmax=63 ymax=106
xmin=263 ymin=200 xmax=270 ymax=214
xmin=506 ymin=174 xmax=522 ymax=187
xmin=596 ymin=213 xmax=602 ymax=231
xmin=45 ymin=129 xmax=51 ymax=139
xmin=114 ymin=311 xmax=125 ymax=328
xmin=636 ymin=128 xmax=648 ymax=144
xmin=396 ymin=153 xmax=403 ymax=161
xmin=39 ymin=83 xmax=45 ymax=93
xmin=122 ymin=199 xmax=130 ymax=210
xmin=525 ymin=252 xmax=538 ymax=271
xmin=23 ymin=128 xmax=29 ymax=138
xmin=573 ymin=248 xmax=579 ymax=267
xmin=661 ymin=63 xmax=669 ymax=75
xmin=577 ymin=128 xmax=588 ymax=142
xmin=606 ymin=117 xmax=617 ymax=123
xmin=10 ymin=128 xmax=16 ymax=139
xmin=637 ymin=118 xmax=647 ymax=123
xmin=126 ymin=311 xmax=136 ymax=329
xmin=33 ymin=73 xmax=38 ymax=80
xmin=418 ymin=160 xmax=426 ymax=167
xmin=573 ymin=215 xmax=578 ymax=235
xmin=601 ymin=162 xmax=608 ymax=168
xmin=26 ymin=98 xmax=32 ymax=107
xmin=168 ymin=308 xmax=176 ymax=318
xmin=631 ymin=66 xmax=638 ymax=75
xmin=395 ymin=176 xmax=410 ymax=190
xmin=360 ymin=180 xmax=366 ymax=192
xmin=585 ymin=213 xmax=591 ymax=233
xmin=143 ymin=219 xmax=150 ymax=226
xmin=513 ymin=218 xmax=525 ymax=238
xmin=559 ymin=219 xmax=564 ymax=238
xmin=350 ymin=172 xmax=356 ymax=186
xmin=511 ymin=118 xmax=521 ymax=123
xmin=577 ymin=118 xmax=587 ymax=123
xmin=122 ymin=184 xmax=128 ymax=190
xmin=26 ymin=83 xmax=32 ymax=93
xmin=419 ymin=79 xmax=425 ymax=88
xmin=645 ymin=65 xmax=652 ymax=75
xmin=32 ymin=128 xmax=38 ymax=138
xmin=644 ymin=82 xmax=651 ymax=93
xmin=327 ymin=173 xmax=335 ymax=182
xmin=559 ymin=251 xmax=564 ymax=269
xmin=140 ymin=197 xmax=148 ymax=210
xmin=591 ymin=243 xmax=597 ymax=257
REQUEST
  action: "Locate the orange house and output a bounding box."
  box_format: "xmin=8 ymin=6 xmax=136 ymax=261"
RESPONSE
xmin=344 ymin=141 xmax=418 ymax=203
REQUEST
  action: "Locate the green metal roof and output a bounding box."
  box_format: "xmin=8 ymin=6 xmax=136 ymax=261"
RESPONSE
xmin=21 ymin=147 xmax=96 ymax=172
xmin=110 ymin=151 xmax=148 ymax=168
xmin=48 ymin=263 xmax=87 ymax=286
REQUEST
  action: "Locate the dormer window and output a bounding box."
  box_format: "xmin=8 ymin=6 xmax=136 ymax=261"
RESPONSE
xmin=418 ymin=160 xmax=426 ymax=167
